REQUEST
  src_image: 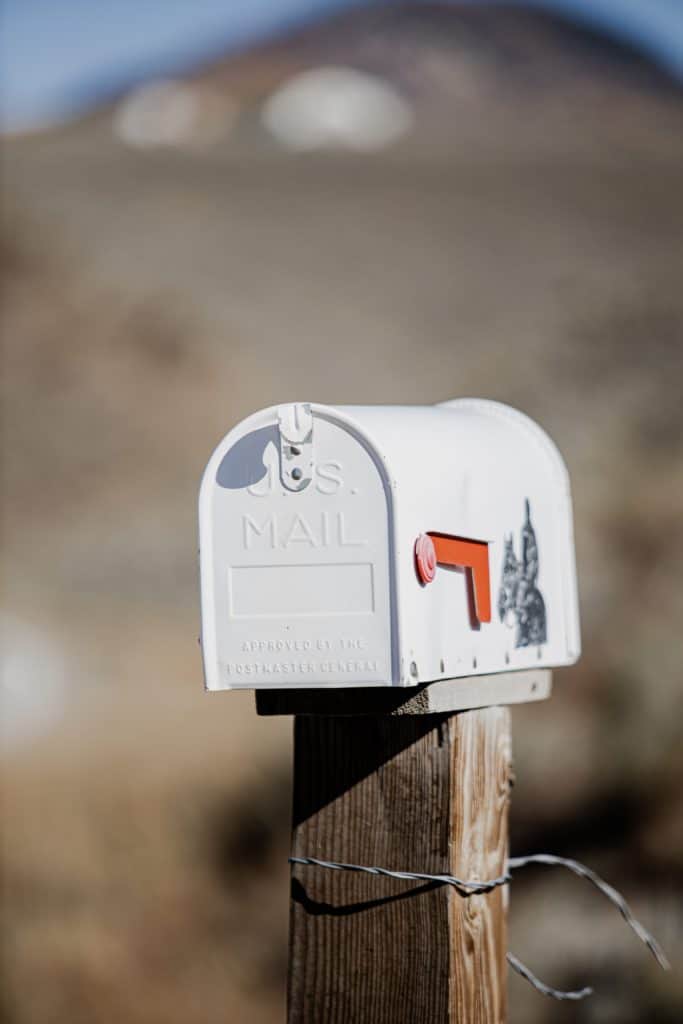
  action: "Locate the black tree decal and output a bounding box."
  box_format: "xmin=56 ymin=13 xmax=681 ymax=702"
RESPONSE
xmin=497 ymin=499 xmax=547 ymax=647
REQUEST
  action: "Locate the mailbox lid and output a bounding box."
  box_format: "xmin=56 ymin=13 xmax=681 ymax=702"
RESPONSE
xmin=199 ymin=404 xmax=398 ymax=690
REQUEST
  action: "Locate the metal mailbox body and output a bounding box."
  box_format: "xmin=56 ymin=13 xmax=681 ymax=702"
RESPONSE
xmin=199 ymin=399 xmax=580 ymax=690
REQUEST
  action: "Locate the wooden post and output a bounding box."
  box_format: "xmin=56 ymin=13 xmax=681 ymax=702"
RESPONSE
xmin=261 ymin=693 xmax=515 ymax=1024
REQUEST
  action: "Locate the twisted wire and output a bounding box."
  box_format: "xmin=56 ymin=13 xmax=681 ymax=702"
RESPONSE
xmin=290 ymin=851 xmax=670 ymax=1000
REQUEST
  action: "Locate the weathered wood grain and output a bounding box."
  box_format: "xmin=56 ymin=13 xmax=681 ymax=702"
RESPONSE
xmin=288 ymin=707 xmax=512 ymax=1023
xmin=449 ymin=707 xmax=511 ymax=1024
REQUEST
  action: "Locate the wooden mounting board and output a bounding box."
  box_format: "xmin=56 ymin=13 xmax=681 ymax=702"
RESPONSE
xmin=256 ymin=669 xmax=551 ymax=717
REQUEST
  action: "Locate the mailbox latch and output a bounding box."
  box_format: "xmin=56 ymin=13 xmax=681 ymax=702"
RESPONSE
xmin=277 ymin=403 xmax=313 ymax=492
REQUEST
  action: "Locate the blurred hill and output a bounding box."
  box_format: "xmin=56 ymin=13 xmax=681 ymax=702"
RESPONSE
xmin=2 ymin=6 xmax=683 ymax=1023
xmin=199 ymin=5 xmax=680 ymax=97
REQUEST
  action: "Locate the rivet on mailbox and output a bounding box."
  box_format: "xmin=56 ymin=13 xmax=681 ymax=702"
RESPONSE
xmin=199 ymin=399 xmax=580 ymax=693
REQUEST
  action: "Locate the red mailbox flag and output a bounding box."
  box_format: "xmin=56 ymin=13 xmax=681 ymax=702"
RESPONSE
xmin=415 ymin=533 xmax=492 ymax=624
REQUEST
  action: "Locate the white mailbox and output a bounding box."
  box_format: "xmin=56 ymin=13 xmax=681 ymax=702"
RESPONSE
xmin=199 ymin=399 xmax=580 ymax=691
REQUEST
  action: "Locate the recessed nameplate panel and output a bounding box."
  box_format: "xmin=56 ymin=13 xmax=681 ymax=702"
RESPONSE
xmin=229 ymin=563 xmax=375 ymax=618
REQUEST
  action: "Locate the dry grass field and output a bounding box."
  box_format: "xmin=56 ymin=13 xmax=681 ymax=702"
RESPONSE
xmin=2 ymin=8 xmax=683 ymax=1022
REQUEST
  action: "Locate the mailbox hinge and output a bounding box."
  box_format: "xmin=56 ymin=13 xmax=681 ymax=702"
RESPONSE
xmin=277 ymin=403 xmax=313 ymax=492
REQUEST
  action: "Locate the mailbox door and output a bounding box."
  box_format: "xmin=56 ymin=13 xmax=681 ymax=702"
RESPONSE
xmin=200 ymin=409 xmax=396 ymax=689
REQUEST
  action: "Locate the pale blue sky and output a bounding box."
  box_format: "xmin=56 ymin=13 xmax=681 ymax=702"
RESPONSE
xmin=2 ymin=0 xmax=682 ymax=131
